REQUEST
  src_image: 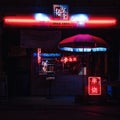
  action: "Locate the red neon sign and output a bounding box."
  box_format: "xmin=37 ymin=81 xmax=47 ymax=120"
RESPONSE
xmin=3 ymin=16 xmax=77 ymax=27
xmin=4 ymin=16 xmax=47 ymax=27
xmin=86 ymin=17 xmax=117 ymax=27
xmin=3 ymin=16 xmax=117 ymax=28
xmin=60 ymin=56 xmax=77 ymax=63
xmin=88 ymin=76 xmax=101 ymax=95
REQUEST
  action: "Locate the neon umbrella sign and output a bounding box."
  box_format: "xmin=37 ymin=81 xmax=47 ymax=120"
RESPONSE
xmin=58 ymin=34 xmax=109 ymax=52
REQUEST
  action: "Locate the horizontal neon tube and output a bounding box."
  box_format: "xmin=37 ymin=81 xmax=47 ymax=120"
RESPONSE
xmin=4 ymin=16 xmax=117 ymax=27
xmin=4 ymin=17 xmax=77 ymax=27
xmin=87 ymin=20 xmax=116 ymax=24
xmin=86 ymin=17 xmax=117 ymax=27
xmin=4 ymin=16 xmax=43 ymax=26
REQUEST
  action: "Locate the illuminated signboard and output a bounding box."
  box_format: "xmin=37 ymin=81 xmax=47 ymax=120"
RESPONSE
xmin=53 ymin=4 xmax=69 ymax=20
xmin=88 ymin=76 xmax=101 ymax=95
xmin=37 ymin=48 xmax=41 ymax=64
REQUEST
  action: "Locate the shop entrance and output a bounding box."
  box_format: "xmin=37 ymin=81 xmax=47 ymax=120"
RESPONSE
xmin=20 ymin=30 xmax=108 ymax=97
xmin=3 ymin=28 xmax=109 ymax=98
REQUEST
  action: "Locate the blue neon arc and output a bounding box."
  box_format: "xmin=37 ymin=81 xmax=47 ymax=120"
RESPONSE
xmin=59 ymin=47 xmax=107 ymax=52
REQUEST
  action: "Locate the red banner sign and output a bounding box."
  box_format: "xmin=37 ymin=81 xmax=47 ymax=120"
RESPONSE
xmin=88 ymin=76 xmax=101 ymax=95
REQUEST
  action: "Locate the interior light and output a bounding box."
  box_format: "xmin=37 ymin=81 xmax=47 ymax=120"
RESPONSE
xmin=34 ymin=13 xmax=50 ymax=21
xmin=70 ymin=14 xmax=89 ymax=26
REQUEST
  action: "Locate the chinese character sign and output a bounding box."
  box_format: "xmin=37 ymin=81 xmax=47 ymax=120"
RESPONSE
xmin=88 ymin=77 xmax=101 ymax=95
xmin=53 ymin=4 xmax=69 ymax=20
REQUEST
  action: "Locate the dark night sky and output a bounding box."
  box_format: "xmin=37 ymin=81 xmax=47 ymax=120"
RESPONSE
xmin=0 ymin=0 xmax=119 ymax=6
xmin=0 ymin=0 xmax=120 ymax=14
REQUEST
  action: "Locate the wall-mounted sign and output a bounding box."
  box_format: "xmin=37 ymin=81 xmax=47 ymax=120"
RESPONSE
xmin=88 ymin=76 xmax=101 ymax=95
xmin=53 ymin=4 xmax=69 ymax=20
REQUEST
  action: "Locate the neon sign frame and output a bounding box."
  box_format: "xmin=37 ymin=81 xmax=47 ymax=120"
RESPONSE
xmin=88 ymin=76 xmax=102 ymax=95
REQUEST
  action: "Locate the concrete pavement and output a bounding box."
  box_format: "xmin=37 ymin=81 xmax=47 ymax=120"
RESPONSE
xmin=0 ymin=96 xmax=120 ymax=120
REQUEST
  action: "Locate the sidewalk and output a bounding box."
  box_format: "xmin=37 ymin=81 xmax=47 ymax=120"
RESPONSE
xmin=1 ymin=96 xmax=120 ymax=106
xmin=1 ymin=96 xmax=75 ymax=105
xmin=0 ymin=96 xmax=120 ymax=120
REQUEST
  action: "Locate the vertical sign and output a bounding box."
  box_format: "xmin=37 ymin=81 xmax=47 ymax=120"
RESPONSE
xmin=37 ymin=48 xmax=41 ymax=64
xmin=53 ymin=4 xmax=69 ymax=20
xmin=88 ymin=76 xmax=101 ymax=95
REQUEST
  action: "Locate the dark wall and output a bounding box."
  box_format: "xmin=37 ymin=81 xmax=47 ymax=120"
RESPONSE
xmin=0 ymin=28 xmax=2 ymax=74
xmin=7 ymin=56 xmax=30 ymax=96
xmin=2 ymin=28 xmax=30 ymax=96
xmin=31 ymin=73 xmax=86 ymax=96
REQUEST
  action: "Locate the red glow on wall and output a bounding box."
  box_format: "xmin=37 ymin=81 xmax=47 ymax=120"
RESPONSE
xmin=3 ymin=16 xmax=117 ymax=28
xmin=88 ymin=76 xmax=101 ymax=95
